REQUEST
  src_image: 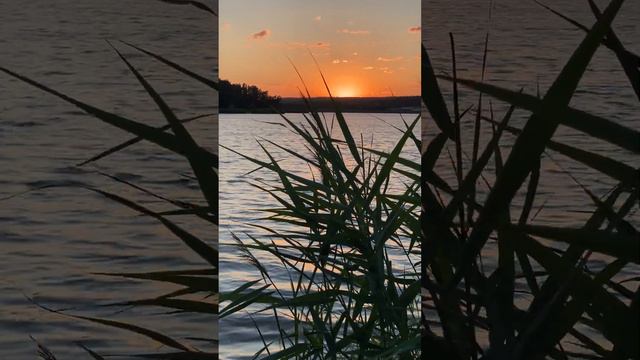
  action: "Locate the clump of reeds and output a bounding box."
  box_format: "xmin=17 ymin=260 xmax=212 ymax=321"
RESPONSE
xmin=1 ymin=0 xmax=218 ymax=358
xmin=421 ymin=0 xmax=638 ymax=358
xmin=220 ymin=67 xmax=422 ymax=358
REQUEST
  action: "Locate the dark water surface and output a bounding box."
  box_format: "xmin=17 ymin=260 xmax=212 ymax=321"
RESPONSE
xmin=0 ymin=0 xmax=217 ymax=358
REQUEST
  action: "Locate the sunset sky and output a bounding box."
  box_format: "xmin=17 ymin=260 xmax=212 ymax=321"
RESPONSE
xmin=220 ymin=0 xmax=420 ymax=98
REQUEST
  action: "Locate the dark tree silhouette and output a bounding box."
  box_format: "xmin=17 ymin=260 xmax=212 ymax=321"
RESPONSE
xmin=219 ymin=79 xmax=281 ymax=110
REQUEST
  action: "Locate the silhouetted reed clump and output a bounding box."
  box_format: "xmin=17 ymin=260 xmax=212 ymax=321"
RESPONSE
xmin=421 ymin=0 xmax=638 ymax=359
xmin=220 ymin=66 xmax=422 ymax=358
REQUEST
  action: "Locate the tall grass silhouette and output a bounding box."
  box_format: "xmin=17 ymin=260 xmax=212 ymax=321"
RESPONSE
xmin=421 ymin=0 xmax=638 ymax=359
xmin=0 ymin=0 xmax=217 ymax=358
xmin=219 ymin=65 xmax=422 ymax=358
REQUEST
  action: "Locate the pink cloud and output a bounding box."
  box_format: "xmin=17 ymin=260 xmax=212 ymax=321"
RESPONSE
xmin=250 ymin=29 xmax=271 ymax=40
xmin=337 ymin=29 xmax=370 ymax=35
xmin=313 ymin=42 xmax=331 ymax=49
xmin=282 ymin=41 xmax=330 ymax=50
xmin=377 ymin=56 xmax=404 ymax=62
xmin=408 ymin=26 xmax=421 ymax=33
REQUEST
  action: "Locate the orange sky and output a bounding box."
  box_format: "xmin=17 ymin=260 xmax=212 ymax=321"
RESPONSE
xmin=220 ymin=1 xmax=420 ymax=98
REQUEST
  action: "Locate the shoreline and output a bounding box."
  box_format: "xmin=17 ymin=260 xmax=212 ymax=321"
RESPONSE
xmin=220 ymin=96 xmax=421 ymax=114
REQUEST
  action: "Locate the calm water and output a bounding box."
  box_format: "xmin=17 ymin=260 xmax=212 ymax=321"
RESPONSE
xmin=423 ymin=0 xmax=639 ymax=355
xmin=219 ymin=113 xmax=420 ymax=359
xmin=0 ymin=0 xmax=217 ymax=358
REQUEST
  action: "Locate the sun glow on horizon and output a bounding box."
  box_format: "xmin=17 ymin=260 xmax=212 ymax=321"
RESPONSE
xmin=220 ymin=1 xmax=420 ymax=98
xmin=334 ymin=85 xmax=360 ymax=98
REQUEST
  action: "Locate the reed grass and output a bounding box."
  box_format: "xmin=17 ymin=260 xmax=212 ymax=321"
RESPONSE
xmin=421 ymin=0 xmax=638 ymax=358
xmin=219 ymin=64 xmax=422 ymax=358
xmin=1 ymin=0 xmax=217 ymax=358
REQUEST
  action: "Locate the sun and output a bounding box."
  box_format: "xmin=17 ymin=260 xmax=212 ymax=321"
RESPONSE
xmin=335 ymin=85 xmax=359 ymax=98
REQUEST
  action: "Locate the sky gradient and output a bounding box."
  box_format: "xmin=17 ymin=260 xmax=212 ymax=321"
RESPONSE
xmin=220 ymin=0 xmax=420 ymax=97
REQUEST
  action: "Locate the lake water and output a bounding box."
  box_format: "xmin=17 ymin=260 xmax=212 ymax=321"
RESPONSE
xmin=0 ymin=0 xmax=217 ymax=358
xmin=219 ymin=113 xmax=420 ymax=359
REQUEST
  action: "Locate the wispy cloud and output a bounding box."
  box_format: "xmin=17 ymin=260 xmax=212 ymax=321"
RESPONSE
xmin=332 ymin=59 xmax=349 ymax=64
xmin=377 ymin=56 xmax=404 ymax=62
xmin=250 ymin=29 xmax=271 ymax=40
xmin=408 ymin=26 xmax=421 ymax=33
xmin=314 ymin=15 xmax=322 ymax=21
xmin=281 ymin=41 xmax=330 ymax=50
xmin=337 ymin=29 xmax=370 ymax=35
xmin=313 ymin=42 xmax=331 ymax=49
xmin=362 ymin=66 xmax=374 ymax=70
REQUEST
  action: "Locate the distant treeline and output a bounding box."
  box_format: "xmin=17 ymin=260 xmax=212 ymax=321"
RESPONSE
xmin=219 ymin=79 xmax=421 ymax=113
xmin=219 ymin=80 xmax=281 ymax=110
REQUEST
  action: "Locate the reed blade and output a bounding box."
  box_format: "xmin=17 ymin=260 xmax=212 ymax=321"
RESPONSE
xmin=450 ymin=0 xmax=627 ymax=288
